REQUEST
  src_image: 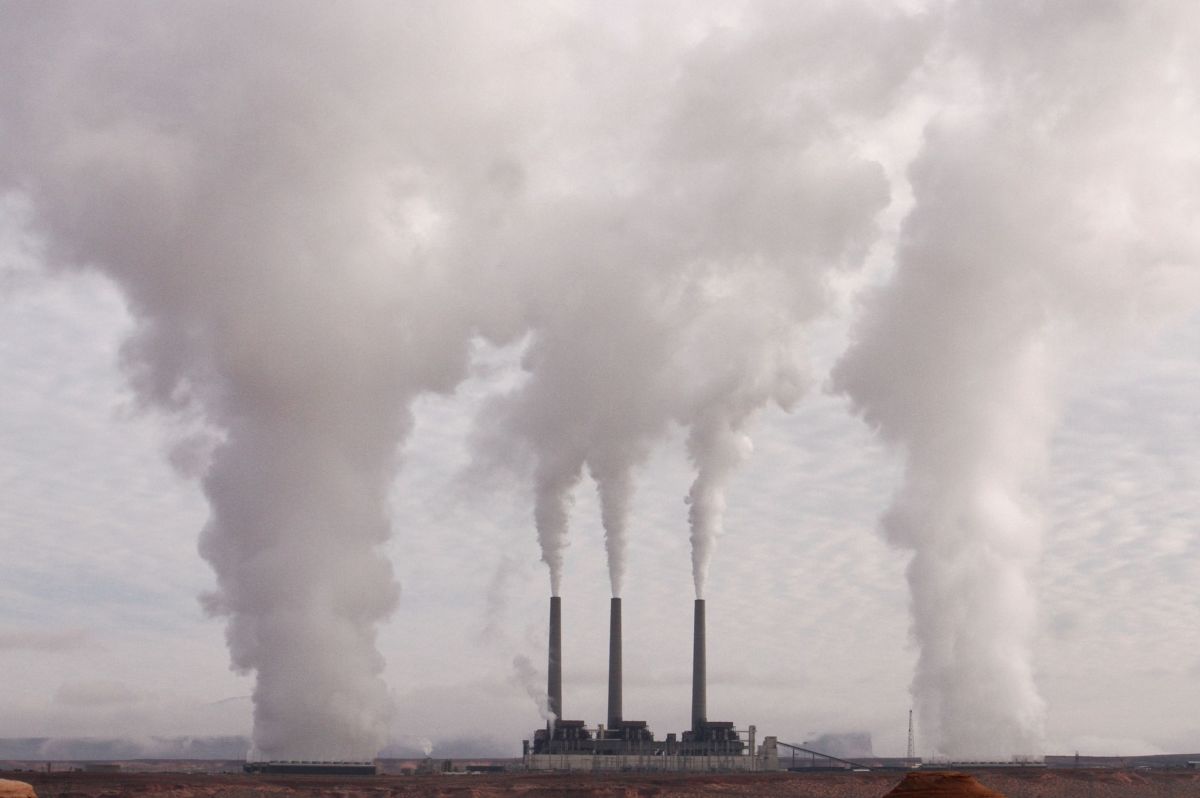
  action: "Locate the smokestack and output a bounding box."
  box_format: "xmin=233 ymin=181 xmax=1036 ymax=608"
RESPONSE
xmin=548 ymin=596 xmax=562 ymax=722
xmin=691 ymin=598 xmax=706 ymax=733
xmin=607 ymin=597 xmax=622 ymax=729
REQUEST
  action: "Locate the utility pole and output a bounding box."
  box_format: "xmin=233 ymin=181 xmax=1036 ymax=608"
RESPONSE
xmin=906 ymin=709 xmax=916 ymax=762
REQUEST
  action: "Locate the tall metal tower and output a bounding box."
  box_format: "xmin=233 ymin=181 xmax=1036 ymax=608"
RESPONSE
xmin=906 ymin=709 xmax=915 ymax=761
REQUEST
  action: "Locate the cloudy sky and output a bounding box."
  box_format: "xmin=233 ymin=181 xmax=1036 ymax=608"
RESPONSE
xmin=2 ymin=1 xmax=1198 ymax=760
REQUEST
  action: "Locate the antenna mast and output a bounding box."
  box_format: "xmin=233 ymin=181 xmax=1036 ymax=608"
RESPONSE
xmin=906 ymin=709 xmax=915 ymax=761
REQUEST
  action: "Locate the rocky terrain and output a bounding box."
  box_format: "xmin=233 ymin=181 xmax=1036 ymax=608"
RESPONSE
xmin=0 ymin=780 xmax=36 ymax=798
xmin=883 ymin=772 xmax=1005 ymax=797
xmin=8 ymin=768 xmax=1200 ymax=798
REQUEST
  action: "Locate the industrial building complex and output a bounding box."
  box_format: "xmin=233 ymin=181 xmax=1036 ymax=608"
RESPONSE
xmin=523 ymin=596 xmax=779 ymax=772
xmin=242 ymin=761 xmax=378 ymax=776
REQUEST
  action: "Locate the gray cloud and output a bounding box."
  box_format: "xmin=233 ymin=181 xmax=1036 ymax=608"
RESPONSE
xmin=0 ymin=628 xmax=88 ymax=653
xmin=53 ymin=680 xmax=140 ymax=708
xmin=3 ymin=0 xmax=1199 ymax=763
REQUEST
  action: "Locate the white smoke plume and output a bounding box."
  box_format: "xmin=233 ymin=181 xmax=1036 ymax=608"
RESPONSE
xmin=510 ymin=655 xmax=552 ymax=724
xmin=674 ymin=280 xmax=815 ymax=599
xmin=684 ymin=414 xmax=755 ymax=600
xmin=0 ymin=3 xmax=535 ymax=759
xmin=834 ymin=1 xmax=1200 ymax=759
xmin=6 ymin=0 xmax=1119 ymax=759
xmin=478 ymin=1 xmax=928 ymax=599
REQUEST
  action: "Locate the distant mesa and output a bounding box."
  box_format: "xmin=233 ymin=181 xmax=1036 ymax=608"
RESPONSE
xmin=884 ymin=771 xmax=1007 ymax=798
xmin=0 ymin=779 xmax=36 ymax=798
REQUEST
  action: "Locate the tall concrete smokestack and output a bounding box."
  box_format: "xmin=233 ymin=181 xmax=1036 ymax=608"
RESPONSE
xmin=691 ymin=598 xmax=706 ymax=734
xmin=548 ymin=596 xmax=562 ymax=722
xmin=607 ymin=597 xmax=622 ymax=729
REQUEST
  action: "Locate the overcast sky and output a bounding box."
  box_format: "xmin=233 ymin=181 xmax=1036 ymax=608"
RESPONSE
xmin=2 ymin=1 xmax=1198 ymax=759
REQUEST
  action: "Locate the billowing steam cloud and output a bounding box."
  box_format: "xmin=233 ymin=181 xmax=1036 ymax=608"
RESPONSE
xmin=835 ymin=1 xmax=1200 ymax=759
xmin=479 ymin=3 xmax=928 ymax=599
xmin=3 ymin=1 xmax=929 ymax=755
xmin=0 ymin=3 xmax=531 ymax=759
xmin=13 ymin=0 xmax=1191 ymax=766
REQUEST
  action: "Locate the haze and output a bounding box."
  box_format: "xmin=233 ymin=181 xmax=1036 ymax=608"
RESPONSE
xmin=2 ymin=0 xmax=1198 ymax=761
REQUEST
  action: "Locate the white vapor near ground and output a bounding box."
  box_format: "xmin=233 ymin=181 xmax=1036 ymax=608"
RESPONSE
xmin=2 ymin=0 xmax=1199 ymax=763
xmin=834 ymin=0 xmax=1200 ymax=758
xmin=0 ymin=2 xmax=530 ymax=759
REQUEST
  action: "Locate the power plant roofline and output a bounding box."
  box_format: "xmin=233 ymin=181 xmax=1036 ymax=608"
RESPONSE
xmin=528 ymin=594 xmax=748 ymax=760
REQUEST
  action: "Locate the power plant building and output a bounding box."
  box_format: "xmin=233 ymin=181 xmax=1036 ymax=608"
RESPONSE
xmin=243 ymin=761 xmax=378 ymax=776
xmin=524 ymin=597 xmax=779 ymax=772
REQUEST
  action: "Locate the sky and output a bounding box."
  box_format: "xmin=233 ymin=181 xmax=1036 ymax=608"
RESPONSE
xmin=1 ymin=0 xmax=1199 ymax=760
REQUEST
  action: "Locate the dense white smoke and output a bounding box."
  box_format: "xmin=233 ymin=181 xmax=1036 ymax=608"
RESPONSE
xmin=3 ymin=0 xmax=917 ymax=754
xmin=478 ymin=2 xmax=929 ymax=599
xmin=0 ymin=3 xmax=531 ymax=759
xmin=16 ymin=0 xmax=1183 ymax=763
xmin=834 ymin=1 xmax=1200 ymax=759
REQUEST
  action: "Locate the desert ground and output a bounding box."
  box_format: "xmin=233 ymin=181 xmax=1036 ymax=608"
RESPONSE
xmin=7 ymin=768 xmax=1200 ymax=798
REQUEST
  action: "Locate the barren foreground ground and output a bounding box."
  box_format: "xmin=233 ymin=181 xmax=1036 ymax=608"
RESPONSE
xmin=12 ymin=769 xmax=1200 ymax=798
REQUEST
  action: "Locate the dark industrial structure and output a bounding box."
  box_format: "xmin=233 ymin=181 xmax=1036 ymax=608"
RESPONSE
xmin=680 ymin=598 xmax=743 ymax=754
xmin=548 ymin=595 xmax=562 ymax=722
xmin=526 ymin=595 xmax=767 ymax=770
xmin=531 ymin=596 xmax=595 ymax=754
xmin=243 ymin=761 xmax=377 ymax=775
xmin=608 ymin=597 xmax=622 ymax=729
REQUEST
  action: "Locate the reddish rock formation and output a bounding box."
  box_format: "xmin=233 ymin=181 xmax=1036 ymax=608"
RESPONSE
xmin=0 ymin=780 xmax=36 ymax=798
xmin=883 ymin=771 xmax=1006 ymax=797
xmin=15 ymin=767 xmax=1200 ymax=797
